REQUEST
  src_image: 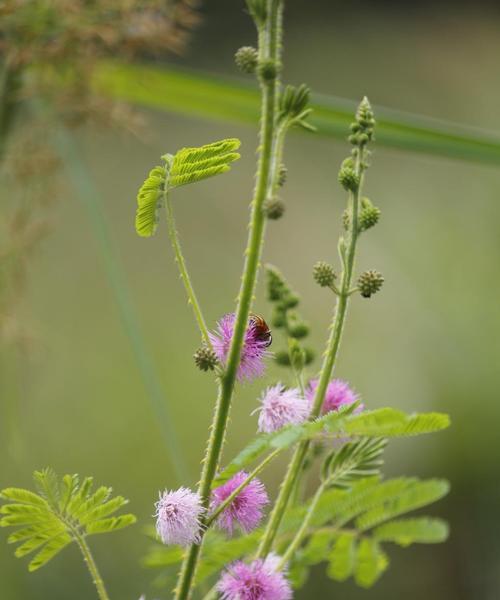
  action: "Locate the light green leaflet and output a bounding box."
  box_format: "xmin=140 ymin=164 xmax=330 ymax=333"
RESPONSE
xmin=135 ymin=138 xmax=241 ymax=237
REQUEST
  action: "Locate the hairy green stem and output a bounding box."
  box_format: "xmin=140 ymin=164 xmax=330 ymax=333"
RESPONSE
xmin=257 ymin=147 xmax=366 ymax=558
xmin=74 ymin=534 xmax=110 ymax=600
xmin=174 ymin=3 xmax=283 ymax=598
xmin=165 ymin=192 xmax=212 ymax=348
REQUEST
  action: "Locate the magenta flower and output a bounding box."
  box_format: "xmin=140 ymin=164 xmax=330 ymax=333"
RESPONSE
xmin=218 ymin=554 xmax=292 ymax=600
xmin=155 ymin=487 xmax=204 ymax=546
xmin=256 ymin=384 xmax=310 ymax=433
xmin=209 ymin=313 xmax=271 ymax=381
xmin=306 ymin=378 xmax=362 ymax=414
xmin=211 ymin=471 xmax=269 ymax=535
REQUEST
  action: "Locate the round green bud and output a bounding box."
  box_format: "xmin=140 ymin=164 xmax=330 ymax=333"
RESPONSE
xmin=281 ymin=292 xmax=300 ymax=309
xmin=304 ymin=346 xmax=315 ymax=365
xmin=272 ymin=307 xmax=287 ymax=328
xmin=288 ymin=338 xmax=306 ymax=371
xmin=274 ymin=350 xmax=291 ymax=366
xmin=358 ymin=133 xmax=369 ymax=146
xmin=359 ymin=205 xmax=381 ymax=231
xmin=258 ymin=59 xmax=278 ymax=82
xmin=278 ymin=164 xmax=287 ymax=187
xmin=193 ymin=345 xmax=218 ymax=371
xmin=358 ymin=270 xmax=384 ymax=298
xmin=313 ymin=261 xmax=337 ymax=288
xmin=264 ymin=197 xmax=285 ymax=220
xmin=234 ymin=46 xmax=259 ymax=74
xmin=288 ymin=321 xmax=310 ymax=339
xmin=338 ymin=158 xmax=359 ymax=191
xmin=342 ymin=209 xmax=350 ymax=231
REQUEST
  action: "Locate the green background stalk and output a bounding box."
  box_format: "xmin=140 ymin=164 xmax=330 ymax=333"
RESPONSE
xmin=174 ymin=2 xmax=283 ymax=598
xmin=74 ymin=534 xmax=110 ymax=600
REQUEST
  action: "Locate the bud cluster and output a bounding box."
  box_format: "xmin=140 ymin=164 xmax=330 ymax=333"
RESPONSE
xmin=343 ymin=197 xmax=381 ymax=232
xmin=348 ymin=96 xmax=375 ymax=147
xmin=357 ymin=270 xmax=384 ymax=298
xmin=265 ymin=264 xmax=314 ymax=368
xmin=338 ymin=157 xmax=359 ymax=192
xmin=313 ymin=261 xmax=337 ymax=289
xmin=234 ymin=46 xmax=259 ymax=74
xmin=194 ymin=344 xmax=218 ymax=371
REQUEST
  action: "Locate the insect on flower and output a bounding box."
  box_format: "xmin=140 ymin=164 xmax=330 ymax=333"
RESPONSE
xmin=249 ymin=313 xmax=273 ymax=347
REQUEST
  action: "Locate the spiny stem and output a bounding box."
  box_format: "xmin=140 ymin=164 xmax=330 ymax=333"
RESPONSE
xmin=74 ymin=533 xmax=110 ymax=600
xmin=164 ymin=192 xmax=212 ymax=349
xmin=257 ymin=147 xmax=366 ymax=558
xmin=174 ymin=3 xmax=283 ymax=598
xmin=205 ymin=449 xmax=280 ymax=528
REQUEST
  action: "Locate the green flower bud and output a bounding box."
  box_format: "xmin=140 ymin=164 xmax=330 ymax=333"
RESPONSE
xmin=359 ymin=205 xmax=381 ymax=231
xmin=258 ymin=59 xmax=278 ymax=82
xmin=281 ymin=292 xmax=300 ymax=309
xmin=358 ymin=270 xmax=384 ymax=298
xmin=234 ymin=46 xmax=259 ymax=74
xmin=264 ymin=197 xmax=285 ymax=220
xmin=304 ymin=346 xmax=315 ymax=365
xmin=193 ymin=345 xmax=218 ymax=371
xmin=274 ymin=350 xmax=291 ymax=366
xmin=278 ymin=164 xmax=287 ymax=187
xmin=287 ymin=311 xmax=309 ymax=339
xmin=313 ymin=261 xmax=337 ymax=288
xmin=342 ymin=209 xmax=350 ymax=230
xmin=288 ymin=338 xmax=306 ymax=372
xmin=271 ymin=307 xmax=287 ymax=329
xmin=338 ymin=158 xmax=359 ymax=192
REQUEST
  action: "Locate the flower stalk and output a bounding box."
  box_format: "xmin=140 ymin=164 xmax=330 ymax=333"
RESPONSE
xmin=174 ymin=2 xmax=284 ymax=597
xmin=257 ymin=140 xmax=368 ymax=558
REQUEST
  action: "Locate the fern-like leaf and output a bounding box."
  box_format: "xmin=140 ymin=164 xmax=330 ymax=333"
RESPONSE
xmin=373 ymin=517 xmax=449 ymax=546
xmin=322 ymin=437 xmax=387 ymax=488
xmin=344 ymin=408 xmax=450 ymax=437
xmin=0 ymin=469 xmax=136 ymax=571
xmin=135 ymin=138 xmax=240 ymax=237
xmin=354 ymin=538 xmax=389 ymax=588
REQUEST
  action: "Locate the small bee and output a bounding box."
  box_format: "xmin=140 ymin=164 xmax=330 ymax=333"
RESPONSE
xmin=249 ymin=313 xmax=272 ymax=347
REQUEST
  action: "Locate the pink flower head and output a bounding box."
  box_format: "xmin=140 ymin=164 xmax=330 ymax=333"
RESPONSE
xmin=218 ymin=554 xmax=292 ymax=600
xmin=306 ymin=378 xmax=362 ymax=415
xmin=211 ymin=471 xmax=269 ymax=535
xmin=256 ymin=383 xmax=310 ymax=433
xmin=209 ymin=313 xmax=271 ymax=381
xmin=155 ymin=487 xmax=204 ymax=546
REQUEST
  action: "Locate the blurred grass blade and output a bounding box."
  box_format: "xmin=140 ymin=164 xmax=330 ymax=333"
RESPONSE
xmin=50 ymin=123 xmax=189 ymax=484
xmin=94 ymin=60 xmax=500 ymax=165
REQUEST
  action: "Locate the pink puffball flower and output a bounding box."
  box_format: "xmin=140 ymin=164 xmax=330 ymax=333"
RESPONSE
xmin=218 ymin=554 xmax=293 ymax=600
xmin=209 ymin=313 xmax=272 ymax=381
xmin=154 ymin=487 xmax=204 ymax=547
xmin=211 ymin=471 xmax=269 ymax=535
xmin=256 ymin=383 xmax=310 ymax=433
xmin=306 ymin=378 xmax=363 ymax=415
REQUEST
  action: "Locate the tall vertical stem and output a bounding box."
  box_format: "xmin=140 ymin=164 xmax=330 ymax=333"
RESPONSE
xmin=257 ymin=148 xmax=366 ymax=557
xmin=174 ymin=2 xmax=283 ymax=598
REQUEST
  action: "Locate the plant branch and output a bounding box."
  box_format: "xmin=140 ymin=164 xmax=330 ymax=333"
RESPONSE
xmin=174 ymin=2 xmax=284 ymax=598
xmin=164 ymin=192 xmax=212 ymax=348
xmin=257 ymin=147 xmax=366 ymax=558
xmin=73 ymin=532 xmax=110 ymax=600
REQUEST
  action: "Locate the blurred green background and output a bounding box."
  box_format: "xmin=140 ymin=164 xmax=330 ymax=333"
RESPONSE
xmin=2 ymin=1 xmax=500 ymax=599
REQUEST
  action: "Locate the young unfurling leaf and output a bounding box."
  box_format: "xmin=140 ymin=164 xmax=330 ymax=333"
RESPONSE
xmin=135 ymin=138 xmax=241 ymax=237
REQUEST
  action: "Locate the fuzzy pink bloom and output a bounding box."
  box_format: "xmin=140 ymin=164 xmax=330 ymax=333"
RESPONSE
xmin=256 ymin=384 xmax=310 ymax=433
xmin=155 ymin=487 xmax=204 ymax=546
xmin=211 ymin=471 xmax=269 ymax=535
xmin=209 ymin=313 xmax=271 ymax=381
xmin=218 ymin=554 xmax=292 ymax=600
xmin=306 ymin=378 xmax=363 ymax=414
